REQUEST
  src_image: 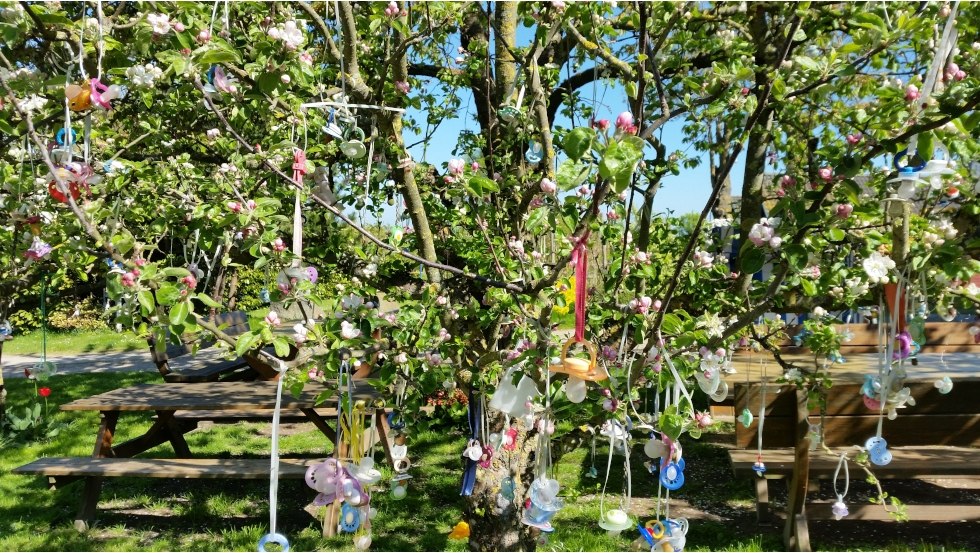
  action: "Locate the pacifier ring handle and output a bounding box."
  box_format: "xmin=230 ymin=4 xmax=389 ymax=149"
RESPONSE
xmin=893 ymin=150 xmax=927 ymax=172
xmin=257 ymin=532 xmax=290 ymax=552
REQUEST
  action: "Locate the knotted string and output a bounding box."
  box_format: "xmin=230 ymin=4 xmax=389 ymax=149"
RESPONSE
xmin=571 ymin=231 xmax=591 ymax=343
xmin=291 ymin=149 xmax=307 ymax=266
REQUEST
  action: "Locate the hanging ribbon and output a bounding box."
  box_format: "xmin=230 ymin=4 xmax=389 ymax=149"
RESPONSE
xmin=258 ymin=359 xmax=290 ymax=552
xmin=572 ymin=231 xmax=591 ymax=343
xmin=291 ymin=149 xmax=307 ymax=266
xmin=460 ymin=388 xmax=479 ymax=496
xmin=907 ymin=1 xmax=960 ymax=156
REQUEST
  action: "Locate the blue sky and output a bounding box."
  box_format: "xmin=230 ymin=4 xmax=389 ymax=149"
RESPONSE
xmin=401 ymin=85 xmax=747 ymax=218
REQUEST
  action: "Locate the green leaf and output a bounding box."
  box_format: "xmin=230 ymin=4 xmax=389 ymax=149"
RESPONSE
xmin=661 ymin=313 xmax=684 ymax=335
xmin=563 ymin=127 xmax=595 ymax=161
xmin=850 ymin=12 xmax=886 ymax=32
xmin=169 ymin=302 xmax=189 ymax=325
xmin=466 ymin=176 xmax=498 ymax=196
xmin=235 ymin=332 xmax=260 ymax=357
xmin=195 ymin=293 xmax=223 ymax=309
xmin=740 ymin=248 xmax=766 ymax=275
xmin=599 ymin=136 xmax=644 ymax=193
xmin=156 ymin=283 xmax=182 ymax=306
xmin=526 ymin=207 xmax=548 ymax=233
xmin=827 ymin=227 xmax=846 ymax=242
xmin=198 ymin=47 xmax=242 ymax=66
xmin=137 ymin=290 xmax=155 ymax=316
xmin=659 ymin=410 xmax=685 ymax=441
xmin=784 ymin=244 xmax=808 ymax=271
xmin=836 ymin=155 xmax=862 ymax=178
xmin=556 ymin=160 xmax=590 ymax=190
xmin=161 ymin=267 xmax=191 ymax=278
xmin=801 ymin=279 xmax=818 ymax=297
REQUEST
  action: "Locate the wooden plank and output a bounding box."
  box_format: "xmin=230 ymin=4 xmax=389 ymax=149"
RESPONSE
xmin=60 ymin=381 xmax=379 ymax=412
xmin=806 ymin=502 xmax=980 ymax=522
xmin=171 ymin=407 xmax=339 ymax=422
xmin=15 ymin=457 xmax=320 ymax=479
xmin=780 ymin=323 xmax=980 ymax=349
xmin=730 ymin=447 xmax=980 ymax=478
xmin=735 ymin=414 xmax=980 ymax=448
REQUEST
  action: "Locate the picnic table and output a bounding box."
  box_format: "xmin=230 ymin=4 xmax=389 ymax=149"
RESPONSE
xmin=15 ymin=379 xmax=393 ymax=531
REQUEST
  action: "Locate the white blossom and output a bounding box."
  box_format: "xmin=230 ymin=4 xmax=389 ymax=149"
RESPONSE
xmin=147 ymin=13 xmax=170 ymax=35
xmin=862 ymin=251 xmax=895 ymax=284
xmin=699 ymin=313 xmax=725 ymax=338
xmin=845 ymin=277 xmax=869 ymax=297
xmin=268 ymin=20 xmax=304 ymax=50
xmin=125 ymin=63 xmax=163 ymax=88
xmin=15 ymin=94 xmax=47 ymax=113
xmin=340 ymin=320 xmax=361 ymax=340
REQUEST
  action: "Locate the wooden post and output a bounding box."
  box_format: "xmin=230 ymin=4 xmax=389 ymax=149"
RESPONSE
xmin=783 ymin=388 xmax=812 ymax=552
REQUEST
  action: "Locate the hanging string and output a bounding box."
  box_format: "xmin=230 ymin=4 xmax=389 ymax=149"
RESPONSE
xmin=95 ymin=0 xmax=104 ymax=80
xmin=833 ymin=452 xmax=850 ymax=502
xmin=907 ymin=1 xmax=959 ymax=155
xmin=756 ymin=376 xmax=767 ymax=466
xmin=259 ymin=358 xmax=290 ymax=551
xmin=40 ymin=274 xmax=48 ymax=365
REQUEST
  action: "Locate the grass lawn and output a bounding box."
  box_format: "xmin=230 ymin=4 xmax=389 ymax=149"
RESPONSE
xmin=0 ymin=373 xmax=976 ymax=551
xmin=3 ymin=329 xmax=145 ymax=356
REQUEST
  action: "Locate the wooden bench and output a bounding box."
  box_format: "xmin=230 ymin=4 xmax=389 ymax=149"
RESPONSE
xmin=149 ymin=311 xmax=256 ymax=383
xmin=730 ymin=378 xmax=980 ymax=551
xmin=15 ymin=457 xmax=320 ymax=489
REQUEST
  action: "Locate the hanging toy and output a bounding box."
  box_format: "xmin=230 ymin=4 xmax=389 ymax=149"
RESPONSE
xmin=257 ymin=533 xmax=290 ymax=552
xmin=525 ymin=141 xmax=543 ymax=164
xmin=598 ymin=419 xmax=634 ymax=536
xmin=498 ymin=85 xmax=525 ymax=123
xmin=460 ymin=390 xmax=481 ymax=496
xmin=0 ymin=319 xmax=12 ymax=341
xmin=340 ymin=126 xmax=367 ymax=159
xmin=339 ymin=503 xmax=361 ymax=533
xmin=448 ymin=521 xmax=470 ymax=540
xmin=203 ymin=65 xmax=237 ymax=94
xmin=489 ymin=364 xmax=541 ymax=418
xmin=88 ymin=78 xmax=124 ymax=110
xmin=521 ymin=476 xmax=563 ymax=533
xmin=864 ymin=436 xmax=892 ymax=466
xmin=831 ymin=452 xmax=850 ymax=520
xmin=738 ymin=408 xmax=754 ymax=428
xmin=65 ymin=81 xmax=93 ymax=111
xmin=934 ymin=376 xmax=953 ymax=394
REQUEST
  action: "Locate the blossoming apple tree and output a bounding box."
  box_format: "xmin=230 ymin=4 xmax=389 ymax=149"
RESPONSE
xmin=1 ymin=1 xmax=979 ymax=550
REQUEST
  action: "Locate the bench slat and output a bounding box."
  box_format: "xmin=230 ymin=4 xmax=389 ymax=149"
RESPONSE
xmin=171 ymin=407 xmax=339 ymax=421
xmin=730 ymin=447 xmax=980 ymax=479
xmin=13 ymin=457 xmax=319 ymax=480
xmin=808 ymin=502 xmax=980 ymax=522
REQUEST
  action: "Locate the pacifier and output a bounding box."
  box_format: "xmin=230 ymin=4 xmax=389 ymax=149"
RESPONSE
xmin=525 ymin=141 xmax=543 ymax=164
xmin=738 ymin=408 xmax=754 ymax=427
xmin=753 ymin=459 xmax=766 ymax=477
xmin=499 ymin=104 xmax=521 ymax=123
xmin=502 ymin=425 xmax=518 ymax=451
xmin=257 ymin=532 xmax=290 ymax=552
xmin=31 ymin=361 xmax=58 ymax=380
xmin=339 ymin=502 xmax=361 ymax=533
xmin=390 ymin=474 xmax=411 ymax=500
xmin=708 ymin=379 xmax=729 ymax=402
xmin=463 ymin=439 xmax=483 ymax=462
xmin=350 ymin=457 xmax=382 ymax=486
xmin=478 ymin=443 xmax=494 ymax=468
xmin=598 ymin=508 xmax=633 ymax=535
xmin=660 ymin=460 xmax=685 ymax=490
xmin=934 ymin=376 xmax=953 ymax=394
xmin=323 ymin=110 xmax=344 ymax=140
xmin=565 ymin=376 xmax=588 ymax=403
xmin=644 ymin=437 xmax=668 ymax=460
xmin=865 ymin=436 xmax=892 ymax=466
xmin=340 ymin=127 xmax=367 ymax=159
xmin=488 ymin=432 xmax=503 ymax=449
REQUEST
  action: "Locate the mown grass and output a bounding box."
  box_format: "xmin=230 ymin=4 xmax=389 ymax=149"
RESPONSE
xmin=3 ymin=329 xmax=145 ymax=356
xmin=1 ymin=372 xmax=976 ymax=551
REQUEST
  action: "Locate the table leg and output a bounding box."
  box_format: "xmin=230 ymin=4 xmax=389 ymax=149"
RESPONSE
xmin=157 ymin=410 xmax=193 ymax=458
xmin=76 ymin=411 xmax=120 ymax=531
xmin=374 ymin=409 xmax=395 ymax=468
xmin=299 ymin=407 xmax=338 ymax=445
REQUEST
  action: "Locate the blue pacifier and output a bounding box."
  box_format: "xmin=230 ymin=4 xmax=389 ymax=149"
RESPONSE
xmin=257 ymin=532 xmax=290 ymax=552
xmin=340 ymin=503 xmax=361 ymax=533
xmin=525 ymin=141 xmax=543 ymax=164
xmin=865 ymin=436 xmax=892 ymax=466
xmin=56 ymin=128 xmax=77 ymax=146
xmin=660 ymin=460 xmax=685 ymax=490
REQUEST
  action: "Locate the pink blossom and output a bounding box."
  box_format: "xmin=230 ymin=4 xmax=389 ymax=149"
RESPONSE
xmin=768 ymin=236 xmax=783 ymax=249
xmin=265 ymin=311 xmax=281 ymax=327
xmin=299 ymin=52 xmax=313 ymax=65
xmin=846 ymin=133 xmax=862 ymax=145
xmin=593 ymin=118 xmax=610 ymax=131
xmin=817 ymin=167 xmax=834 ymax=182
xmin=120 ymin=272 xmax=136 ymax=287
xmin=695 ymin=411 xmax=713 ymax=428
xmin=280 ymin=74 xmax=291 ymax=84
xmin=540 ymin=178 xmax=557 ymax=194
xmin=395 ymin=80 xmax=410 ymax=94
xmin=182 ymin=274 xmax=197 ymax=288
xmin=835 ymin=203 xmax=853 ymax=219
xmin=780 ymin=175 xmax=796 ymax=188
xmin=652 ymin=362 xmax=663 ymax=373
xmin=24 ymin=237 xmax=52 ymax=260
xmin=905 ymin=84 xmax=920 ymax=102
xmin=529 ymin=196 xmax=544 ymax=209
xmin=131 ymin=267 xmax=141 ymax=277
xmin=776 ymin=188 xmax=786 ymax=198
xmin=447 ymin=158 xmax=465 ymax=176
xmin=227 ymin=201 xmax=241 ymax=213
xmin=652 ymin=299 xmax=662 ymax=312
xmin=470 ymin=161 xmax=479 ymax=171
xmin=551 ymin=0 xmax=566 ymax=11
xmin=272 ymin=237 xmax=286 ymax=252
xmin=740 ymin=87 xmax=750 ymax=96
xmin=615 ymin=111 xmax=636 ymax=134
xmin=134 ymin=258 xmax=147 ymax=267
xmin=196 ymin=30 xmax=211 ymax=44
xmin=384 ymin=1 xmax=399 ymax=18
xmin=246 ymin=199 xmax=257 ymax=210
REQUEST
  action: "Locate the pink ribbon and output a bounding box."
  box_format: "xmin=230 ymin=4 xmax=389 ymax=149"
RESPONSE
xmin=292 ymin=149 xmax=307 ymax=183
xmin=571 ymin=231 xmax=590 ymax=343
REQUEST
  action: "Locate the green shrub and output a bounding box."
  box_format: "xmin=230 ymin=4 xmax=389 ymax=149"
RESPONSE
xmin=7 ymin=309 xmax=40 ymax=333
xmin=46 ymin=298 xmax=108 ymax=332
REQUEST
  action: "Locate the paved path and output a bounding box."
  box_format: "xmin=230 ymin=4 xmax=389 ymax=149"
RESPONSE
xmin=2 ymin=350 xmax=158 ymax=380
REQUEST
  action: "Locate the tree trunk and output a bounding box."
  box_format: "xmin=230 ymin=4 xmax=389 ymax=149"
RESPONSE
xmin=465 ymin=416 xmax=539 ymax=552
